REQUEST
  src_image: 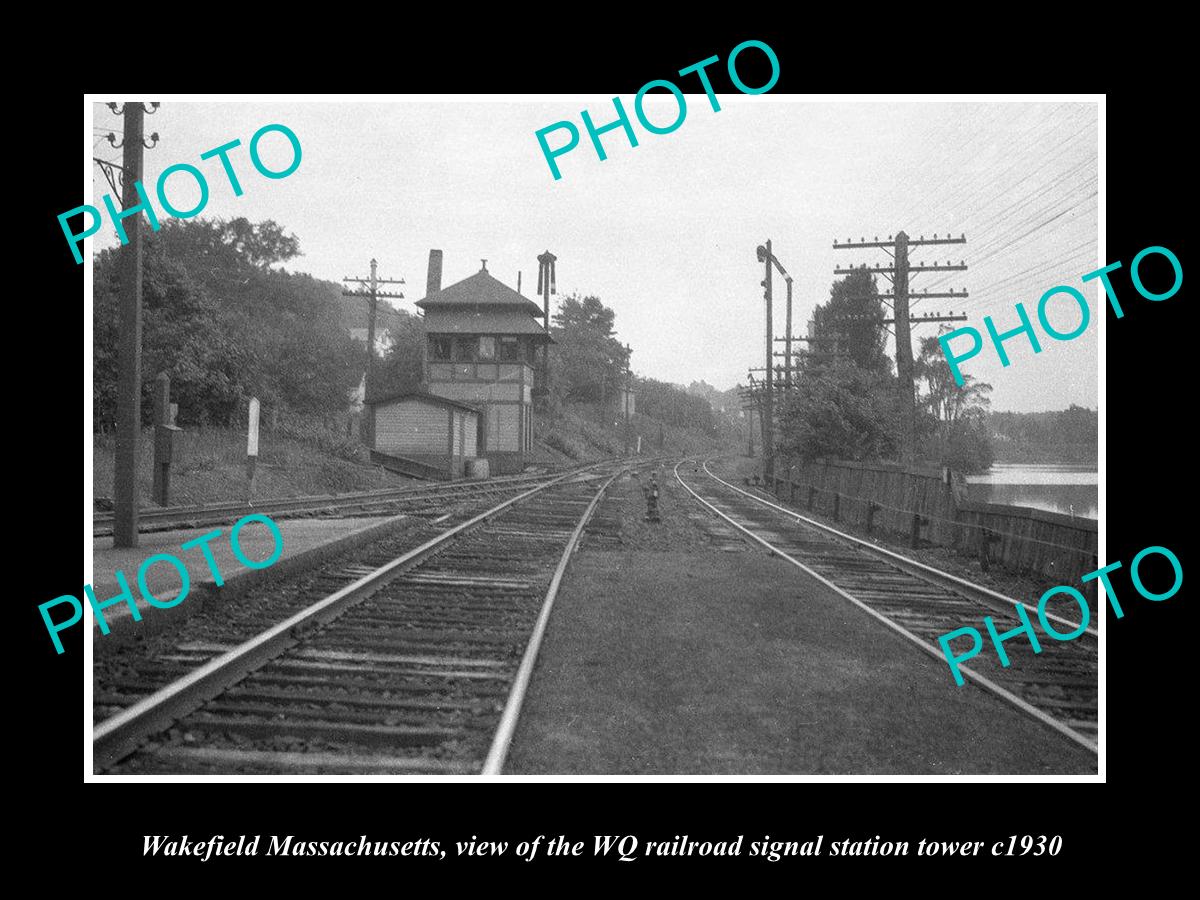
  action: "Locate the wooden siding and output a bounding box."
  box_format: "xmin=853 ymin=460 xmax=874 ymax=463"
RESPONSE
xmin=426 ymin=357 xmax=531 ymax=466
xmin=771 ymin=457 xmax=1098 ymax=593
xmin=375 ymin=399 xmax=448 ymax=455
xmin=426 ymin=362 xmax=534 ymax=385
xmin=483 ymin=405 xmax=498 ymax=449
xmin=431 ymin=382 xmax=522 ymax=404
xmin=463 ymin=413 xmax=478 ymax=457
xmin=373 ymin=399 xmax=479 ymax=478
xmin=493 ymin=404 xmax=520 ymax=451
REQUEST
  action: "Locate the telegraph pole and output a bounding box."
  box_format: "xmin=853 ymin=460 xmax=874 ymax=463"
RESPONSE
xmin=762 ymin=242 xmax=774 ymax=483
xmin=774 ymin=333 xmax=850 ymax=372
xmin=537 ymin=250 xmax=557 ymax=398
xmin=784 ymin=275 xmax=794 ymax=388
xmin=833 ymin=232 xmax=968 ymax=460
xmin=740 ymin=375 xmax=764 ymax=457
xmin=344 ymin=259 xmax=404 ymax=446
xmin=110 ymin=101 xmax=159 ymax=548
xmin=623 ymin=344 xmax=632 ymax=456
xmin=893 ymin=232 xmax=914 ymax=427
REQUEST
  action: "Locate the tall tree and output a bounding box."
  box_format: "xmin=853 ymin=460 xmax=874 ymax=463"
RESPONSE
xmin=915 ymin=328 xmax=993 ymax=426
xmin=635 ymin=377 xmax=718 ymax=434
xmin=549 ymin=294 xmax=631 ymax=405
xmin=987 ymin=406 xmax=1097 ymax=464
xmin=94 ymin=237 xmax=242 ymax=426
xmin=93 ymin=217 xmax=360 ymax=428
xmin=915 ymin=326 xmax=994 ymax=473
xmin=811 ymin=269 xmax=890 ymax=376
xmin=247 ymin=271 xmax=361 ymax=416
xmin=373 ymin=311 xmax=427 ymax=399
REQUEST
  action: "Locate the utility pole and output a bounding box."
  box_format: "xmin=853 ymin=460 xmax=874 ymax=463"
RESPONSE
xmin=623 ymin=344 xmax=632 ymax=456
xmin=784 ymin=275 xmax=794 ymax=389
xmin=109 ymin=101 xmax=159 ymax=548
xmin=762 ymin=243 xmax=773 ymax=483
xmin=344 ymin=259 xmax=404 ymax=446
xmin=832 ymin=231 xmax=968 ymax=460
xmin=740 ymin=375 xmax=764 ymax=457
xmin=740 ymin=373 xmax=777 ymax=458
xmin=536 ymin=250 xmax=557 ymax=399
xmin=774 ymin=333 xmax=849 ymax=376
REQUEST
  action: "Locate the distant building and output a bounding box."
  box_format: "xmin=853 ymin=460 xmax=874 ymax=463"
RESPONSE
xmin=416 ymin=251 xmax=552 ymax=474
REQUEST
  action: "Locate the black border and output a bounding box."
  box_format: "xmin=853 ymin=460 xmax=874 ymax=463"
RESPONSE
xmin=23 ymin=24 xmax=1192 ymax=881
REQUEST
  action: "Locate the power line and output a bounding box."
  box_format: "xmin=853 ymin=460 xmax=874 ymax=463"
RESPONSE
xmin=833 ymin=231 xmax=969 ymax=460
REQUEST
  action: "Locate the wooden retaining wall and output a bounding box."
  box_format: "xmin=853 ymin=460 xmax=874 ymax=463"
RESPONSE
xmin=768 ymin=457 xmax=1098 ymax=589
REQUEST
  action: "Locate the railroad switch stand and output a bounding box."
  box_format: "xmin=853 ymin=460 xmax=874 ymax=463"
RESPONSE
xmin=644 ymin=476 xmax=661 ymax=523
xmin=979 ymin=529 xmax=1001 ymax=572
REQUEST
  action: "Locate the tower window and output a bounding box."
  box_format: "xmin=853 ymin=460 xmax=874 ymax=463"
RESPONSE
xmin=499 ymin=336 xmax=521 ymax=361
xmin=430 ymin=336 xmax=452 ymax=361
xmin=453 ymin=337 xmax=477 ymax=361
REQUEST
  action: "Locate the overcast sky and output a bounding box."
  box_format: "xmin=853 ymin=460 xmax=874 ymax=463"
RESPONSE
xmin=90 ymin=98 xmax=1098 ymax=413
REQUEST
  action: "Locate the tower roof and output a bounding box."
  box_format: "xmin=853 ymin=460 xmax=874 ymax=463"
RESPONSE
xmin=416 ymin=266 xmax=545 ymax=317
xmin=423 ymin=309 xmax=552 ymax=341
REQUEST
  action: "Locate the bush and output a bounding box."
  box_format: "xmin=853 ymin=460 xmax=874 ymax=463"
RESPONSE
xmin=276 ymin=412 xmax=366 ymax=463
xmin=777 ymin=364 xmax=901 ymax=464
xmin=544 ymin=432 xmax=585 ymax=460
xmin=319 ymin=458 xmax=366 ymax=492
xmin=941 ymin=418 xmax=994 ymax=475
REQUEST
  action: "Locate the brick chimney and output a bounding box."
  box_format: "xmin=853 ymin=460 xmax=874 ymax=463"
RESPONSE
xmin=426 ymin=249 xmax=443 ymax=297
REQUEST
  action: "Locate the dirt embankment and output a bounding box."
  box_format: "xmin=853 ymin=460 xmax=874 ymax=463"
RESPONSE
xmin=93 ymin=427 xmax=412 ymax=508
xmin=92 ymin=407 xmax=738 ymax=509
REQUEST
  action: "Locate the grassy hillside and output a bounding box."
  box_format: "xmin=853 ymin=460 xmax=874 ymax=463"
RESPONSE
xmin=92 ymin=422 xmax=407 ymax=509
xmin=532 ymin=404 xmax=733 ymax=466
xmin=93 ymin=404 xmax=738 ymax=509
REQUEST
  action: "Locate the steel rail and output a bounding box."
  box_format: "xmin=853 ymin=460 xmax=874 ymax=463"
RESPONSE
xmin=92 ymin=470 xmax=572 ymax=532
xmin=481 ymin=469 xmax=623 ymax=775
xmin=92 ymin=463 xmax=618 ymax=771
xmin=702 ymin=459 xmax=1097 ymax=639
xmin=674 ymin=460 xmax=1097 ymax=754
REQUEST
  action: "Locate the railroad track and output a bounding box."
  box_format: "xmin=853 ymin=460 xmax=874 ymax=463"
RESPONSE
xmin=94 ymin=460 xmax=649 ymax=775
xmin=92 ymin=468 xmax=587 ymax=537
xmin=675 ymin=458 xmax=1098 ymax=754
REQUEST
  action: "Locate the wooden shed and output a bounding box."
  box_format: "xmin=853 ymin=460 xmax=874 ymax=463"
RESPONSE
xmin=368 ymin=391 xmax=481 ymax=479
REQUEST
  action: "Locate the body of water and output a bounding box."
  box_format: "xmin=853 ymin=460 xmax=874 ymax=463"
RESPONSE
xmin=966 ymin=463 xmax=1097 ymax=519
